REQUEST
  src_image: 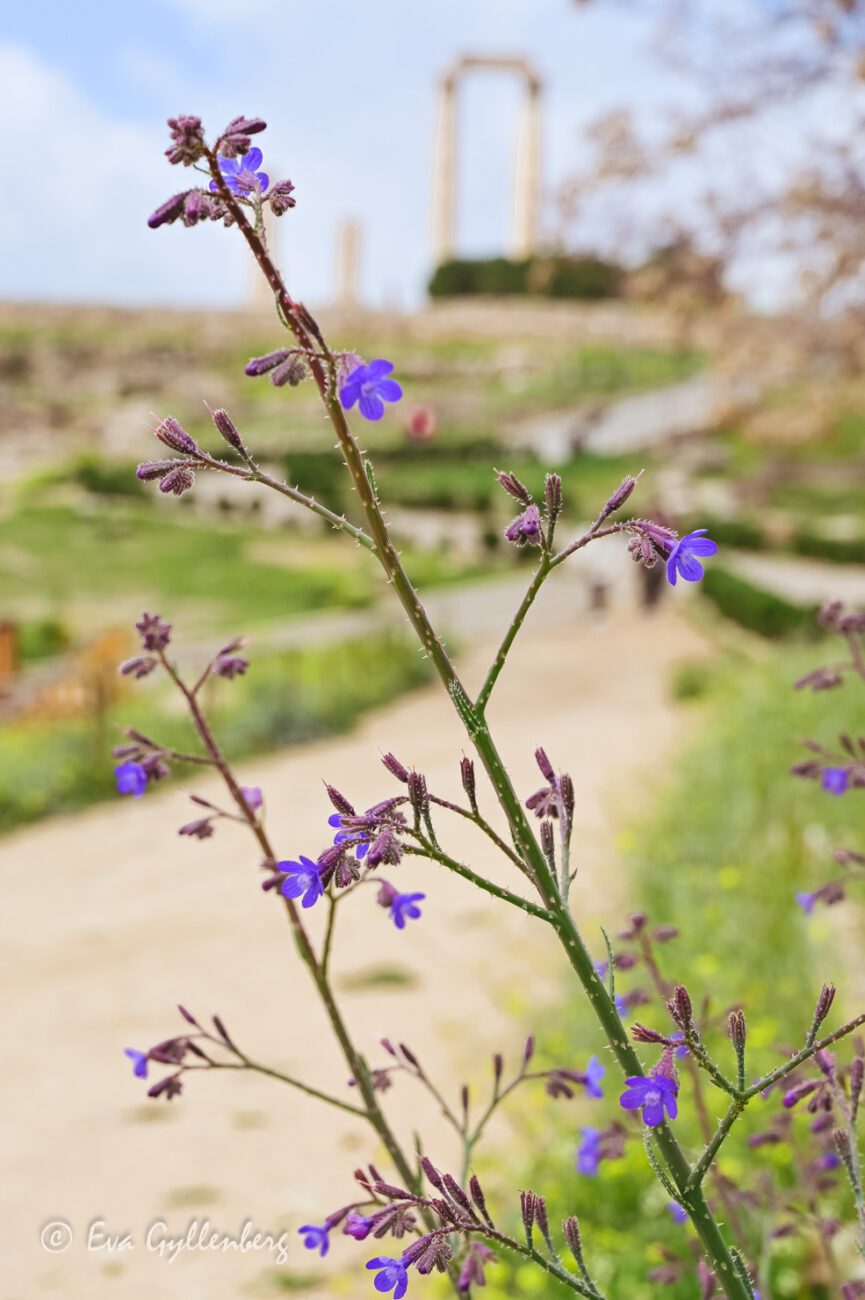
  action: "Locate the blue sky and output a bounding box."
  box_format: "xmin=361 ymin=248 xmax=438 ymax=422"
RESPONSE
xmin=2 ymin=0 xmax=690 ymax=308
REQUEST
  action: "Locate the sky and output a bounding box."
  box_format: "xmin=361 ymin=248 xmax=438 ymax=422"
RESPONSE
xmin=1 ymin=0 xmax=691 ymax=309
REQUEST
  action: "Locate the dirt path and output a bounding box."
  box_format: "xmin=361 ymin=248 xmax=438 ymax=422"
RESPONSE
xmin=2 ymin=602 xmax=710 ymax=1300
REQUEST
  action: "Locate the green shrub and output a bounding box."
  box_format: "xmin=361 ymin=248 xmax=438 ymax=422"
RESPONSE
xmin=18 ymin=618 xmax=71 ymax=663
xmin=791 ymin=531 xmax=865 ymax=565
xmin=700 ymin=567 xmax=820 ymax=639
xmin=428 ymin=255 xmax=624 ymax=300
xmin=71 ymin=453 xmax=144 ymax=497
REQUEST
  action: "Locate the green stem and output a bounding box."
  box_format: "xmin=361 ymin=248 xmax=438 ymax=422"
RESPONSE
xmin=217 ymin=1057 xmax=367 ymax=1118
xmin=476 ymin=557 xmax=551 ymax=714
xmin=404 ymin=844 xmax=552 ymax=922
xmin=686 ymin=1098 xmax=745 ymax=1191
xmin=229 ymin=203 xmax=752 ymax=1300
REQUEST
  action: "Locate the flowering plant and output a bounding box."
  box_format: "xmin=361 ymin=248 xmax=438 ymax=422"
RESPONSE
xmin=111 ymin=113 xmax=865 ymax=1298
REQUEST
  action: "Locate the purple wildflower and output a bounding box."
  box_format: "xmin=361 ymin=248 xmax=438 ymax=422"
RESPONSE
xmin=340 ymin=360 xmax=403 ymax=421
xmin=241 ymin=786 xmax=263 ymax=811
xmin=665 ymin=529 xmax=718 ymax=586
xmin=210 ymin=148 xmax=269 ymax=197
xmin=668 ymin=1202 xmax=688 ymax=1225
xmin=584 ymin=1055 xmax=605 ymax=1099
xmin=670 ymin=1031 xmax=690 ymax=1060
xmin=366 ymin=1256 xmax=409 ymax=1299
xmin=822 ymin=766 xmax=850 ymax=796
xmin=344 ymin=1213 xmax=375 ymax=1241
xmin=115 ymin=761 xmax=148 ymax=797
xmin=279 ymin=857 xmax=324 ymax=909
xmin=619 ymin=1072 xmax=678 ymax=1127
xmin=796 ymin=890 xmax=817 ymax=916
xmin=576 ymin=1126 xmax=601 ymax=1175
xmin=329 ymin=812 xmax=370 ymax=859
xmin=505 ymin=504 xmax=543 ymax=547
xmin=299 ymin=1223 xmax=330 ymax=1257
xmin=389 ymin=891 xmax=425 ymax=930
xmin=124 ymin=1048 xmax=149 ymax=1079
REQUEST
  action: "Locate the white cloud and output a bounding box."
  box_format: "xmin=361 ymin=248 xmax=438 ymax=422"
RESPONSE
xmin=0 ymin=41 xmax=246 ymax=306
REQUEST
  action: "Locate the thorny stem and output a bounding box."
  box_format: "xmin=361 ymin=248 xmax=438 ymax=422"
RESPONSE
xmin=225 ymin=196 xmax=754 ymax=1300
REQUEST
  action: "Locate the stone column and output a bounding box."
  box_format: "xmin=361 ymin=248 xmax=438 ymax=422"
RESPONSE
xmin=510 ymin=78 xmax=542 ymax=258
xmin=431 ymin=75 xmax=458 ymax=265
xmin=335 ymin=219 xmax=361 ymax=306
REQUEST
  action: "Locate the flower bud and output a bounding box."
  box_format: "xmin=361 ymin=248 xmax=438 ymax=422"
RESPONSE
xmin=728 ymin=1008 xmax=747 ymax=1053
xmin=155 ymin=416 xmax=200 ymax=455
xmin=460 ymin=756 xmax=477 ymax=808
xmin=381 ymin=752 xmax=410 ymax=783
xmin=325 ymin=784 xmax=355 ymax=816
xmin=211 ymin=407 xmax=245 ymax=453
xmin=544 ymin=472 xmax=562 ymax=520
xmin=601 ymin=475 xmax=637 ymax=518
xmin=218 ymin=114 xmax=267 ymax=158
xmin=165 ymin=115 xmax=205 ymax=165
xmin=269 ymin=179 xmax=297 ymax=215
xmin=158 ymin=466 xmax=195 ymax=496
xmin=147 ymin=191 xmax=192 ymax=229
xmin=563 ymin=1216 xmax=584 ymax=1266
xmin=245 ymin=349 xmax=290 ymax=377
xmin=668 ymin=985 xmax=693 ymax=1031
xmin=496 ymin=469 xmax=532 ymax=505
xmin=813 ymin=983 xmax=837 ymax=1033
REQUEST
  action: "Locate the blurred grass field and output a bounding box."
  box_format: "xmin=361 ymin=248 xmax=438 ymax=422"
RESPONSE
xmin=473 ymin=642 xmax=864 ymax=1299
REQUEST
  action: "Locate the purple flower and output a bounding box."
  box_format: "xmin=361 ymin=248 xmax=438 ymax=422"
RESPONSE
xmin=344 ymin=1213 xmax=375 ymax=1241
xmin=329 ymin=812 xmax=369 ymax=860
xmin=241 ymin=786 xmax=263 ymax=811
xmin=505 ymin=504 xmax=543 ymax=547
xmin=796 ymin=890 xmax=817 ymax=916
xmin=576 ymin=1126 xmax=601 ymax=1175
xmin=340 ymin=360 xmax=403 ymax=421
xmin=619 ymin=1073 xmax=678 ymax=1127
xmin=389 ymin=891 xmax=425 ymax=930
xmin=279 ymin=857 xmax=324 ymax=909
xmin=115 ymin=761 xmax=148 ymax=798
xmin=584 ymin=1055 xmax=605 ymax=1099
xmin=822 ymin=766 xmax=850 ymax=796
xmin=665 ymin=529 xmax=718 ymax=587
xmin=670 ymin=1031 xmax=690 ymax=1060
xmin=124 ymin=1048 xmax=149 ymax=1079
xmin=366 ymin=1256 xmax=409 ymax=1299
xmin=299 ymin=1223 xmax=330 ymax=1257
xmin=210 ymin=148 xmax=269 ymax=197
xmin=668 ymin=1202 xmax=688 ymax=1225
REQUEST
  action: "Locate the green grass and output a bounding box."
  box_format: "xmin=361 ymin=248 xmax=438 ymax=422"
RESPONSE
xmin=0 ymin=635 xmax=431 ymax=834
xmin=478 ymin=647 xmax=862 ymax=1298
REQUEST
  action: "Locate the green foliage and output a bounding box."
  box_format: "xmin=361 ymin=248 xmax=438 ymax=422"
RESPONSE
xmin=69 ymin=452 xmax=145 ymax=497
xmin=18 ymin=617 xmax=71 ymax=663
xmin=0 ymin=635 xmax=430 ymax=834
xmin=700 ymin=567 xmax=820 ymax=639
xmin=428 ymin=255 xmax=624 ymax=300
xmin=791 ymin=531 xmax=865 ymax=565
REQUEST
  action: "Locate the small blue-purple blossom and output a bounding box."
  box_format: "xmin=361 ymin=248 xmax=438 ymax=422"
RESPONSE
xmin=665 ymin=529 xmax=718 ymax=587
xmin=115 ymin=761 xmax=148 ymax=797
xmin=822 ymin=766 xmax=850 ymax=796
xmin=124 ymin=1048 xmax=149 ymax=1079
xmin=344 ymin=1213 xmax=375 ymax=1241
xmin=576 ymin=1126 xmax=601 ymax=1175
xmin=340 ymin=360 xmax=403 ymax=421
xmin=796 ymin=890 xmax=817 ymax=916
xmin=241 ymin=786 xmax=263 ymax=811
xmin=210 ymin=147 xmax=269 ymax=197
xmin=584 ymin=1055 xmax=605 ymax=1099
xmin=619 ymin=1072 xmax=678 ymax=1127
xmin=366 ymin=1256 xmax=409 ymax=1299
xmin=670 ymin=1032 xmax=690 ymax=1060
xmin=279 ymin=857 xmax=324 ymax=909
xmin=668 ymin=1202 xmax=688 ymax=1225
xmin=329 ymin=812 xmax=369 ymax=860
xmin=299 ymin=1223 xmax=330 ymax=1257
xmin=389 ymin=891 xmax=425 ymax=930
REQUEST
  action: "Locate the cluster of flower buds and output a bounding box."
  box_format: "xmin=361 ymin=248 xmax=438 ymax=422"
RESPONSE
xmin=244 ymin=348 xmax=309 ymax=388
xmin=625 ymin=517 xmax=679 ymax=568
xmin=123 ymin=1006 xmax=239 ymax=1102
xmin=497 ymin=469 xmax=563 ymax=549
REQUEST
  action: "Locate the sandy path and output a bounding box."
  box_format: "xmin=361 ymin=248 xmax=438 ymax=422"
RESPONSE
xmin=1 ymin=601 xmax=709 ymax=1300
